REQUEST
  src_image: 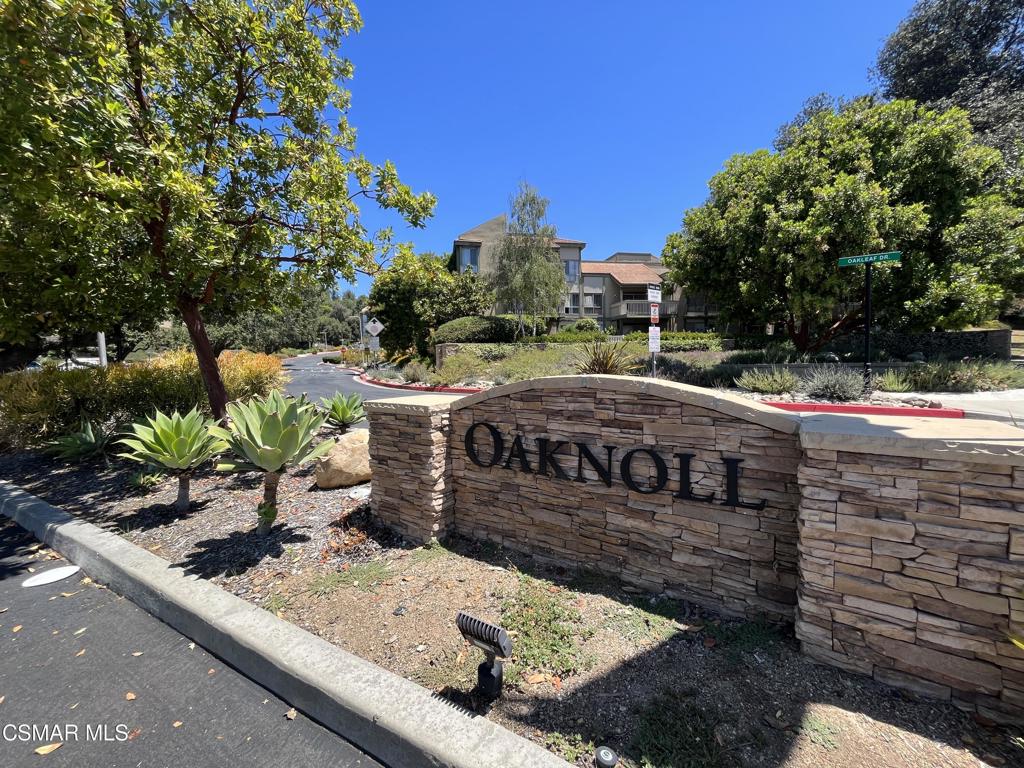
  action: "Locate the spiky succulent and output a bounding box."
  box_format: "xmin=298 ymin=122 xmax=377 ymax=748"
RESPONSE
xmin=320 ymin=392 xmax=365 ymax=432
xmin=117 ymin=408 xmax=224 ymax=512
xmin=210 ymin=391 xmax=334 ymax=534
xmin=45 ymin=420 xmax=115 ymax=463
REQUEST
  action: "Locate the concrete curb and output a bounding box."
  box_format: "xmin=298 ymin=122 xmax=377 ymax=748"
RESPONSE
xmin=0 ymin=481 xmax=571 ymax=768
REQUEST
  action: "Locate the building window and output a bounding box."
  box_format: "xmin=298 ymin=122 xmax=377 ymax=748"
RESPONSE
xmin=564 ymin=292 xmax=580 ymax=315
xmin=564 ymin=259 xmax=579 ymax=282
xmin=621 ymin=289 xmax=646 ymax=301
xmin=458 ymin=245 xmax=479 ymax=273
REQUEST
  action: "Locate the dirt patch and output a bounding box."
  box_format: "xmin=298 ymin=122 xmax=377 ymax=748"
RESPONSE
xmin=2 ymin=450 xmax=1022 ymax=768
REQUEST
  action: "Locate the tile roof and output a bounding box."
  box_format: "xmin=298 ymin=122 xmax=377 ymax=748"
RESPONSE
xmin=581 ymin=261 xmax=663 ymax=285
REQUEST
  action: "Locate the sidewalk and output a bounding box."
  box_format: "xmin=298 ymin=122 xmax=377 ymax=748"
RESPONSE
xmin=0 ymin=518 xmax=383 ymax=768
xmin=917 ymin=388 xmax=1024 ymax=423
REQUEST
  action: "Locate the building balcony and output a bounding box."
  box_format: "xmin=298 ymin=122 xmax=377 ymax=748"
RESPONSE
xmin=608 ymin=300 xmax=679 ymax=318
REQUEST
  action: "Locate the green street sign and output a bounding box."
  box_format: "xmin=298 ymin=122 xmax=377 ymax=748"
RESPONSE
xmin=838 ymin=251 xmax=902 ymax=267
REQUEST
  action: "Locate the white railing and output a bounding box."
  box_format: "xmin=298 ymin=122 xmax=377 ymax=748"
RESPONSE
xmin=608 ymin=300 xmax=678 ymax=318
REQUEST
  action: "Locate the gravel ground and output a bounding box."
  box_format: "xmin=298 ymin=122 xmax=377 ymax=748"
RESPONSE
xmin=1 ymin=450 xmax=1021 ymax=768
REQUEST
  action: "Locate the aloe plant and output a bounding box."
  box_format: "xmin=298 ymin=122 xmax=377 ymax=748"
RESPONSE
xmin=320 ymin=393 xmax=365 ymax=432
xmin=210 ymin=391 xmax=335 ymax=535
xmin=117 ymin=408 xmax=224 ymax=513
xmin=45 ymin=420 xmax=115 ymax=463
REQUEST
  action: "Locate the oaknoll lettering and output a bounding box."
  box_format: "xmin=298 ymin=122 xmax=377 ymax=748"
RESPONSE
xmin=463 ymin=421 xmax=766 ymax=510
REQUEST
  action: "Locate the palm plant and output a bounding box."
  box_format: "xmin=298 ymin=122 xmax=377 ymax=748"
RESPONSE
xmin=117 ymin=408 xmax=224 ymax=513
xmin=320 ymin=393 xmax=365 ymax=432
xmin=210 ymin=391 xmax=334 ymax=535
xmin=45 ymin=420 xmax=116 ymax=463
xmin=574 ymin=341 xmax=642 ymax=375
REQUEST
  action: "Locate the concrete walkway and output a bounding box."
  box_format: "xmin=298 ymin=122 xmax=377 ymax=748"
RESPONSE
xmin=0 ymin=518 xmax=384 ymax=768
xmin=912 ymin=388 xmax=1024 ymax=424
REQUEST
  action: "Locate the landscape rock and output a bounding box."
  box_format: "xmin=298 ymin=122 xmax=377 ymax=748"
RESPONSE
xmin=315 ymin=429 xmax=371 ymax=488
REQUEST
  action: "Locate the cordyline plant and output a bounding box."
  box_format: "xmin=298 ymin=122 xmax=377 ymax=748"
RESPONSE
xmin=117 ymin=408 xmax=224 ymax=513
xmin=210 ymin=391 xmax=334 ymax=535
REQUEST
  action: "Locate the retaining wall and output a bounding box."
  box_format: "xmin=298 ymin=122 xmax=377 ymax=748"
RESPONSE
xmin=365 ymin=375 xmax=1024 ymax=721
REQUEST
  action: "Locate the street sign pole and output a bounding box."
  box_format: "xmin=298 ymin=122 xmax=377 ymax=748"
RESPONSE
xmin=863 ymin=262 xmax=872 ymax=394
xmin=837 ymin=251 xmax=901 ymax=396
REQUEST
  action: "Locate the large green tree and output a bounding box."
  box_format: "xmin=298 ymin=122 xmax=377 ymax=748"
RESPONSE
xmin=0 ymin=0 xmax=434 ymax=417
xmin=664 ymin=98 xmax=1023 ymax=351
xmin=877 ymin=0 xmax=1024 ymax=171
xmin=491 ymin=183 xmax=566 ymax=336
xmin=368 ymin=250 xmax=492 ymax=355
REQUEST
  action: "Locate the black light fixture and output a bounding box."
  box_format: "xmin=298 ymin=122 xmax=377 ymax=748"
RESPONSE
xmin=455 ymin=610 xmax=512 ymax=699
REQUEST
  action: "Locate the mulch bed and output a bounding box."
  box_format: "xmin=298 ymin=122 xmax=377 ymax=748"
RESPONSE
xmin=1 ymin=449 xmax=1022 ymax=768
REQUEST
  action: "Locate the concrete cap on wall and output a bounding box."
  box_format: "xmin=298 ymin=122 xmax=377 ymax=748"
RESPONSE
xmin=801 ymin=413 xmax=1024 ymax=466
xmin=364 ymin=393 xmax=464 ymax=415
xmin=447 ymin=375 xmax=802 ymax=434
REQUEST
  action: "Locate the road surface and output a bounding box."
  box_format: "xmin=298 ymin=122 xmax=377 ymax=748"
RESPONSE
xmin=0 ymin=518 xmax=385 ymax=768
xmin=282 ymin=353 xmax=425 ymax=407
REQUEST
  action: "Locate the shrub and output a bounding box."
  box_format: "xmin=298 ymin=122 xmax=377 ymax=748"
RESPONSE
xmin=475 ymin=344 xmax=518 ymax=362
xmin=734 ymin=367 xmax=800 ymax=394
xmin=400 ymin=361 xmax=431 ymax=383
xmin=427 ymin=351 xmax=488 ymax=386
xmin=432 ymin=316 xmax=517 ymax=345
xmin=494 ymin=346 xmax=577 ymax=381
xmin=726 ymin=342 xmax=802 ymax=364
xmin=802 ymin=365 xmax=864 ymax=401
xmin=572 ymin=318 xmax=600 ymax=332
xmin=0 ymin=349 xmax=284 ymax=447
xmin=874 ymin=369 xmax=913 ymax=392
xmin=654 ymin=356 xmax=742 ymax=388
xmin=623 ymin=330 xmax=722 ymax=352
xmin=320 ymin=393 xmax=365 ymax=431
xmin=44 ymin=420 xmax=116 ymax=463
xmin=575 ymin=342 xmax=642 ymax=375
xmin=211 ymin=391 xmax=334 ymax=535
xmin=117 ymin=408 xmax=224 ymax=512
xmin=539 ymin=330 xmax=608 ymax=344
xmin=904 ymin=361 xmax=1024 ymax=392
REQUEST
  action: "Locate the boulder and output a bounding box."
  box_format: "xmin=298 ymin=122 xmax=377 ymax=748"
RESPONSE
xmin=315 ymin=429 xmax=371 ymax=489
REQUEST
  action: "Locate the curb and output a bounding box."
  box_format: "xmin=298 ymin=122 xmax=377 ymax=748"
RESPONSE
xmin=0 ymin=481 xmax=571 ymax=768
xmin=358 ymin=374 xmax=483 ymax=395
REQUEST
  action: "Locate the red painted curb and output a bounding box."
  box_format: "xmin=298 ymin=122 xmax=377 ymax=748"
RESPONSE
xmin=358 ymin=374 xmax=483 ymax=394
xmin=764 ymin=401 xmax=964 ymax=418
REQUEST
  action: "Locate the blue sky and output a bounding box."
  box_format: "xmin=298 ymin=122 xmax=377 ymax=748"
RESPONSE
xmin=339 ymin=0 xmax=916 ymax=296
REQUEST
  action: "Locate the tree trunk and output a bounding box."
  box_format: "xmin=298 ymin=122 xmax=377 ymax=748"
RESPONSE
xmin=256 ymin=471 xmax=282 ymax=536
xmin=177 ymin=296 xmax=229 ymax=420
xmin=174 ymin=475 xmax=190 ymax=513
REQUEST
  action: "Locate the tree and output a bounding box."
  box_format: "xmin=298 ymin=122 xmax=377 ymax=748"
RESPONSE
xmin=0 ymin=1 xmax=434 ymax=417
xmin=663 ymin=98 xmax=1022 ymax=351
xmin=368 ymin=250 xmax=492 ymax=355
xmin=491 ymin=183 xmax=566 ymax=336
xmin=328 ymin=290 xmax=368 ymax=341
xmin=877 ymin=0 xmax=1024 ymax=171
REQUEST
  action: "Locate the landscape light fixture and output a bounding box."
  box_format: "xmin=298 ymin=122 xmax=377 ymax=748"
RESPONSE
xmin=455 ymin=610 xmax=512 ymax=699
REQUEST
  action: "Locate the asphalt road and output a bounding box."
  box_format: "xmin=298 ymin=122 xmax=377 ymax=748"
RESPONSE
xmin=282 ymin=353 xmax=424 ymax=406
xmin=0 ymin=519 xmax=384 ymax=768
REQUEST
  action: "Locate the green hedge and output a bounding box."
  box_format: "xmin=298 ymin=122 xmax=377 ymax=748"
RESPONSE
xmin=0 ymin=349 xmax=285 ymax=447
xmin=623 ymin=331 xmax=722 ymax=352
xmin=432 ymin=316 xmax=518 ymax=344
xmin=536 ymin=330 xmax=608 ymax=344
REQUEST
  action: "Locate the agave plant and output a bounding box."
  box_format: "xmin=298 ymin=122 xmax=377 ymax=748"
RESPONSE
xmin=117 ymin=408 xmax=224 ymax=513
xmin=574 ymin=341 xmax=642 ymax=375
xmin=320 ymin=393 xmax=365 ymax=432
xmin=45 ymin=420 xmax=116 ymax=463
xmin=210 ymin=391 xmax=335 ymax=535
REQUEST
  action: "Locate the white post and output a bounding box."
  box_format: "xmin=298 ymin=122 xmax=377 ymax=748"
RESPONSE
xmin=97 ymin=332 xmax=108 ymax=367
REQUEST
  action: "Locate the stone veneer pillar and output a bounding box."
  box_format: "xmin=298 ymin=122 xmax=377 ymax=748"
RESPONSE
xmin=795 ymin=415 xmax=1024 ymax=724
xmin=365 ymin=394 xmax=462 ymax=544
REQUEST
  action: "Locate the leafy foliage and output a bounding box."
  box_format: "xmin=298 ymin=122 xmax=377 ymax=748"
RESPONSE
xmin=0 ymin=0 xmax=434 ymax=417
xmin=492 ymin=183 xmax=567 ymax=335
xmin=622 ymin=331 xmax=723 ymax=352
xmin=211 ymin=391 xmax=334 ymax=534
xmin=734 ymin=367 xmax=800 ymax=394
xmin=874 ymin=369 xmax=914 ymax=392
xmin=574 ymin=342 xmax=642 ymax=375
xmin=903 ymin=360 xmax=1024 ymax=392
xmin=368 ymin=252 xmax=493 ymax=354
xmin=320 ymin=393 xmax=365 ymax=432
xmin=802 ymin=365 xmax=865 ymax=401
xmin=664 ymin=98 xmax=1022 ymax=350
xmin=877 ymin=0 xmax=1024 ymax=172
xmin=0 ymin=349 xmax=283 ymax=447
xmin=44 ymin=420 xmax=116 ymax=463
xmin=539 ymin=330 xmax=608 ymax=343
xmin=572 ymin=318 xmax=600 ymax=332
xmin=431 ymin=316 xmax=518 ymax=345
xmin=630 ymin=691 xmax=725 ymax=768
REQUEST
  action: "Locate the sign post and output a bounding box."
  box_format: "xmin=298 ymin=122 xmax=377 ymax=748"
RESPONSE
xmin=837 ymin=251 xmax=901 ymax=393
xmin=365 ymin=317 xmax=385 ymax=364
xmin=647 ymin=283 xmax=661 ymax=378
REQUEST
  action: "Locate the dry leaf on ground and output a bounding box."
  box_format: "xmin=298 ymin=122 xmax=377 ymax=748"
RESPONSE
xmin=34 ymin=743 xmax=62 ymax=755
